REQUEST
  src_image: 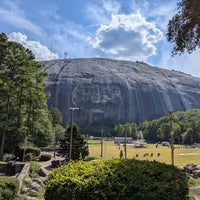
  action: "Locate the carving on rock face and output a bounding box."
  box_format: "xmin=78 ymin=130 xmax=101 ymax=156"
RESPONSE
xmin=73 ymin=84 xmax=122 ymax=108
xmin=72 ymin=84 xmax=123 ymax=122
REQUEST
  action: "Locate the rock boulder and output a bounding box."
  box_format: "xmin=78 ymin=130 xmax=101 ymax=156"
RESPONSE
xmin=42 ymin=58 xmax=200 ymax=127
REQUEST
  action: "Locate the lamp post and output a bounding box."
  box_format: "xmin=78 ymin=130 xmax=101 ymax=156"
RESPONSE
xmin=69 ymin=107 xmax=79 ymax=161
xmin=100 ymin=129 xmax=104 ymax=157
xmin=124 ymin=125 xmax=128 ymax=159
xmin=22 ymin=136 xmax=27 ymax=162
xmin=169 ymin=111 xmax=174 ymax=166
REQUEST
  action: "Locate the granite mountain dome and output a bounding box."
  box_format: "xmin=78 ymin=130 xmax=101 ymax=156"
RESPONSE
xmin=42 ymin=58 xmax=200 ymax=126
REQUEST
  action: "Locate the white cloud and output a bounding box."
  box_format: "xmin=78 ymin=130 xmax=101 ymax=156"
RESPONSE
xmin=147 ymin=2 xmax=178 ymax=30
xmin=39 ymin=5 xmax=61 ymax=21
xmin=8 ymin=32 xmax=59 ymax=61
xmin=85 ymin=0 xmax=121 ymax=25
xmin=48 ymin=21 xmax=94 ymax=59
xmin=130 ymin=0 xmax=177 ymax=31
xmin=4 ymin=0 xmax=196 ymax=77
xmin=0 ymin=0 xmax=43 ymax=36
xmin=89 ymin=12 xmax=163 ymax=61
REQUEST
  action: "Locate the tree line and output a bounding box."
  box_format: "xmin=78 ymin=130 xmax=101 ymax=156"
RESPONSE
xmin=86 ymin=109 xmax=200 ymax=145
xmin=139 ymin=109 xmax=200 ymax=144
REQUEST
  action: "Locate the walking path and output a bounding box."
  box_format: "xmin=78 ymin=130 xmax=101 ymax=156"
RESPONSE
xmin=190 ymin=187 xmax=200 ymax=200
xmin=39 ymin=153 xmax=65 ymax=171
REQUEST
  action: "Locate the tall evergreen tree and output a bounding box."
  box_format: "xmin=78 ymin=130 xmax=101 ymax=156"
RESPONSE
xmin=0 ymin=33 xmax=52 ymax=156
xmin=58 ymin=124 xmax=89 ymax=161
xmin=50 ymin=107 xmax=63 ymax=127
xmin=49 ymin=108 xmax=65 ymax=144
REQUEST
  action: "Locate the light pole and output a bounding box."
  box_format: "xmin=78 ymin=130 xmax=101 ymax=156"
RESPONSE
xmin=100 ymin=129 xmax=104 ymax=157
xmin=69 ymin=107 xmax=79 ymax=161
xmin=22 ymin=136 xmax=27 ymax=162
xmin=124 ymin=125 xmax=128 ymax=159
xmin=169 ymin=111 xmax=174 ymax=166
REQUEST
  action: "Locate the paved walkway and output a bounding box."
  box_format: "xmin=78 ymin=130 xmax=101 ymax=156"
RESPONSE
xmin=39 ymin=153 xmax=65 ymax=170
xmin=190 ymin=187 xmax=200 ymax=200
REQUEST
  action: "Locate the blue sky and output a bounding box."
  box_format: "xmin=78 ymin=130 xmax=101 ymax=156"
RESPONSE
xmin=1 ymin=0 xmax=200 ymax=77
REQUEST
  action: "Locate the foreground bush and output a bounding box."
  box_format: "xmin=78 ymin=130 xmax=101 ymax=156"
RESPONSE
xmin=39 ymin=153 xmax=52 ymax=161
xmin=45 ymin=159 xmax=189 ymax=200
xmin=17 ymin=147 xmax=41 ymax=161
xmin=1 ymin=153 xmax=15 ymax=162
xmin=0 ymin=177 xmax=19 ymax=200
xmin=29 ymin=161 xmax=42 ymax=178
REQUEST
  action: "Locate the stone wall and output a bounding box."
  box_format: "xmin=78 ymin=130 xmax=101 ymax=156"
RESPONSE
xmin=0 ymin=163 xmax=7 ymax=174
xmin=0 ymin=162 xmax=25 ymax=176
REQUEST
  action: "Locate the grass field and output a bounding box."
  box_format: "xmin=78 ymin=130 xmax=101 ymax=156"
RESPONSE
xmin=88 ymin=140 xmax=200 ymax=167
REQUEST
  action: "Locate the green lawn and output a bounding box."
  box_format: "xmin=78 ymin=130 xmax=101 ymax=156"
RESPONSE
xmin=88 ymin=140 xmax=200 ymax=166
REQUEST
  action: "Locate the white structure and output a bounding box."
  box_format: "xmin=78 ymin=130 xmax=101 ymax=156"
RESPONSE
xmin=114 ymin=137 xmax=133 ymax=144
xmin=134 ymin=131 xmax=148 ymax=148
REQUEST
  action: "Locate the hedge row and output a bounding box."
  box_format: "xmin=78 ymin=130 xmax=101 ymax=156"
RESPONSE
xmin=45 ymin=159 xmax=189 ymax=200
xmin=39 ymin=153 xmax=52 ymax=162
xmin=16 ymin=147 xmax=41 ymax=161
xmin=0 ymin=177 xmax=19 ymax=200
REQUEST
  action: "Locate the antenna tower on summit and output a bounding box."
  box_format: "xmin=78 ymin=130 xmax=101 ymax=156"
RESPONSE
xmin=64 ymin=51 xmax=68 ymax=59
xmin=50 ymin=40 xmax=53 ymax=60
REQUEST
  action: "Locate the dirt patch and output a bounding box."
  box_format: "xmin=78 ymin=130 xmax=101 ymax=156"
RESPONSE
xmin=176 ymin=153 xmax=199 ymax=156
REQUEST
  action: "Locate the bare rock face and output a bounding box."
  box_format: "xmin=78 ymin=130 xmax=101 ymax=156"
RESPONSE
xmin=42 ymin=58 xmax=200 ymax=126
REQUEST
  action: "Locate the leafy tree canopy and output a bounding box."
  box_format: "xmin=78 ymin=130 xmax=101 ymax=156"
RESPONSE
xmin=49 ymin=107 xmax=63 ymax=127
xmin=167 ymin=0 xmax=200 ymax=55
xmin=0 ymin=32 xmax=52 ymax=156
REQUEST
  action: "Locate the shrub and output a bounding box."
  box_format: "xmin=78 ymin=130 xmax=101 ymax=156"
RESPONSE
xmin=189 ymin=177 xmax=200 ymax=187
xmin=25 ymin=147 xmax=41 ymax=157
xmin=0 ymin=177 xmax=19 ymax=200
xmin=1 ymin=153 xmax=15 ymax=162
xmin=22 ymin=175 xmax=32 ymax=188
xmin=29 ymin=161 xmax=41 ymax=178
xmin=39 ymin=153 xmax=52 ymax=162
xmin=18 ymin=147 xmax=41 ymax=161
xmin=45 ymin=159 xmax=189 ymax=200
xmin=26 ymin=189 xmax=44 ymax=199
xmin=16 ymin=194 xmax=29 ymax=200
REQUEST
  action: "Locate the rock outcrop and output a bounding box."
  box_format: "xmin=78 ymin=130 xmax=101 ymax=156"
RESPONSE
xmin=179 ymin=163 xmax=200 ymax=178
xmin=42 ymin=58 xmax=200 ymax=127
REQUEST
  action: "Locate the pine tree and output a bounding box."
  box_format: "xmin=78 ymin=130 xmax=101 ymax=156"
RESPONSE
xmin=58 ymin=124 xmax=89 ymax=161
xmin=0 ymin=33 xmax=52 ymax=156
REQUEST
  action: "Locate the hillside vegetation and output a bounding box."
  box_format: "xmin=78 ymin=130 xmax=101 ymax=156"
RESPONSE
xmin=139 ymin=109 xmax=200 ymax=144
xmin=88 ymin=109 xmax=200 ymax=145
